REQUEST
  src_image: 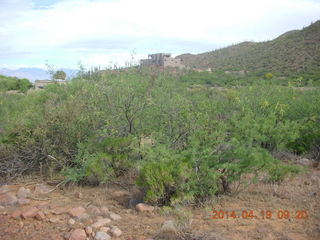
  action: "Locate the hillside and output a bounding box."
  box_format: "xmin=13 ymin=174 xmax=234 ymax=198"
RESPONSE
xmin=177 ymin=21 xmax=320 ymax=74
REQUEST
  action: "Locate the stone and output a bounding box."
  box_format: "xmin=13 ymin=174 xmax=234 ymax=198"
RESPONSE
xmin=75 ymin=213 xmax=90 ymax=221
xmin=0 ymin=192 xmax=18 ymax=206
xmin=296 ymin=158 xmax=313 ymax=167
xmin=16 ymin=187 xmax=31 ymax=199
xmin=49 ymin=216 xmax=62 ymax=223
xmin=69 ymin=229 xmax=87 ymax=240
xmin=88 ymin=205 xmax=101 ymax=215
xmin=100 ymin=207 xmax=109 ymax=216
xmin=34 ymin=184 xmax=52 ymax=194
xmin=85 ymin=226 xmax=93 ymax=235
xmin=35 ymin=211 xmax=46 ymax=221
xmin=18 ymin=198 xmax=31 ymax=205
xmin=69 ymin=218 xmax=76 ymax=225
xmin=68 ymin=206 xmax=86 ymax=217
xmin=128 ymin=198 xmax=143 ymax=209
xmin=109 ymin=212 xmax=121 ymax=221
xmin=63 ymin=232 xmax=71 ymax=240
xmin=110 ymin=227 xmax=122 ymax=237
xmin=91 ymin=218 xmax=111 ymax=228
xmin=160 ymin=220 xmax=177 ymax=233
xmin=11 ymin=209 xmax=22 ymax=219
xmin=0 ymin=185 xmax=10 ymax=194
xmin=100 ymin=227 xmax=110 ymax=233
xmin=135 ymin=203 xmax=154 ymax=212
xmin=52 ymin=207 xmax=68 ymax=215
xmin=75 ymin=192 xmax=83 ymax=199
xmin=22 ymin=207 xmax=39 ymax=219
xmin=94 ymin=231 xmax=111 ymax=240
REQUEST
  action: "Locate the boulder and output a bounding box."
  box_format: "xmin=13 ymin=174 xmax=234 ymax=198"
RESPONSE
xmin=85 ymin=226 xmax=93 ymax=235
xmin=100 ymin=227 xmax=110 ymax=233
xmin=160 ymin=220 xmax=177 ymax=233
xmin=69 ymin=229 xmax=87 ymax=240
xmin=136 ymin=203 xmax=154 ymax=212
xmin=17 ymin=187 xmax=31 ymax=199
xmin=35 ymin=211 xmax=46 ymax=221
xmin=18 ymin=198 xmax=31 ymax=205
xmin=22 ymin=207 xmax=39 ymax=219
xmin=0 ymin=185 xmax=10 ymax=194
xmin=34 ymin=184 xmax=52 ymax=194
xmin=95 ymin=231 xmax=111 ymax=240
xmin=91 ymin=218 xmax=111 ymax=228
xmin=11 ymin=209 xmax=22 ymax=219
xmin=0 ymin=192 xmax=18 ymax=206
xmin=68 ymin=206 xmax=86 ymax=217
xmin=109 ymin=212 xmax=121 ymax=220
xmin=111 ymin=226 xmax=122 ymax=237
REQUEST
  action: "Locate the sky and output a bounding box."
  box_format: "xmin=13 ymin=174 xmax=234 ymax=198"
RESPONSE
xmin=0 ymin=0 xmax=319 ymax=69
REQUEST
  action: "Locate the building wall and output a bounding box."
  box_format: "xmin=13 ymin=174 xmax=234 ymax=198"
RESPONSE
xmin=140 ymin=53 xmax=184 ymax=68
xmin=34 ymin=80 xmax=66 ymax=89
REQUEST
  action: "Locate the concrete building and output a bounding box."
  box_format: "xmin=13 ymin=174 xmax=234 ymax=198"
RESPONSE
xmin=140 ymin=53 xmax=183 ymax=68
xmin=34 ymin=79 xmax=66 ymax=90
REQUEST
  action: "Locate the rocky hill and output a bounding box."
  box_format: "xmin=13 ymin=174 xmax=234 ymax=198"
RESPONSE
xmin=177 ymin=21 xmax=320 ymax=74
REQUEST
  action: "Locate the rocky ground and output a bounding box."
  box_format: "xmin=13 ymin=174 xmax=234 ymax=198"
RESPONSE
xmin=0 ymin=160 xmax=319 ymax=240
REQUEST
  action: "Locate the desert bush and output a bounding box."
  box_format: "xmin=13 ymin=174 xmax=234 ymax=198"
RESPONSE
xmin=0 ymin=75 xmax=32 ymax=93
xmin=0 ymin=68 xmax=314 ymax=201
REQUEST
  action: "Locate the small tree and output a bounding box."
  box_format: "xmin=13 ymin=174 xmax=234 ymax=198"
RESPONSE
xmin=53 ymin=70 xmax=66 ymax=80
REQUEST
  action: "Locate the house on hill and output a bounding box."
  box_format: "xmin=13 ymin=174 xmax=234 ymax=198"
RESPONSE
xmin=34 ymin=79 xmax=66 ymax=90
xmin=140 ymin=53 xmax=183 ymax=68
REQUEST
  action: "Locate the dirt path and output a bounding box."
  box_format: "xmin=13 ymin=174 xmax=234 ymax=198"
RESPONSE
xmin=0 ymin=168 xmax=319 ymax=240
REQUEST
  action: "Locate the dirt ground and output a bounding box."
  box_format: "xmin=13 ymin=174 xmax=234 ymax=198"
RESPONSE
xmin=0 ymin=167 xmax=319 ymax=240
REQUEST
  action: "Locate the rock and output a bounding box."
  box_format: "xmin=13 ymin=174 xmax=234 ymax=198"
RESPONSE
xmin=75 ymin=213 xmax=90 ymax=221
xmin=35 ymin=211 xmax=45 ymax=221
xmin=49 ymin=216 xmax=62 ymax=223
xmin=85 ymin=226 xmax=93 ymax=235
xmin=0 ymin=185 xmax=10 ymax=194
xmin=52 ymin=207 xmax=68 ymax=215
xmin=69 ymin=229 xmax=87 ymax=240
xmin=100 ymin=227 xmax=110 ymax=233
xmin=75 ymin=192 xmax=83 ymax=199
xmin=69 ymin=218 xmax=76 ymax=225
xmin=94 ymin=231 xmax=111 ymax=240
xmin=91 ymin=218 xmax=111 ymax=228
xmin=22 ymin=207 xmax=38 ymax=219
xmin=296 ymin=158 xmax=314 ymax=167
xmin=11 ymin=209 xmax=22 ymax=219
xmin=100 ymin=207 xmax=109 ymax=216
xmin=17 ymin=187 xmax=31 ymax=199
xmin=109 ymin=212 xmax=121 ymax=221
xmin=129 ymin=198 xmax=143 ymax=209
xmin=63 ymin=232 xmax=71 ymax=240
xmin=161 ymin=220 xmax=177 ymax=233
xmin=34 ymin=183 xmax=52 ymax=194
xmin=110 ymin=227 xmax=122 ymax=237
xmin=135 ymin=203 xmax=154 ymax=212
xmin=88 ymin=205 xmax=101 ymax=215
xmin=68 ymin=206 xmax=86 ymax=217
xmin=0 ymin=192 xmax=18 ymax=206
xmin=18 ymin=198 xmax=31 ymax=205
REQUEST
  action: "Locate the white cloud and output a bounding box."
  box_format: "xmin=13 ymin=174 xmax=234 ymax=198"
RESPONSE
xmin=0 ymin=0 xmax=319 ymax=68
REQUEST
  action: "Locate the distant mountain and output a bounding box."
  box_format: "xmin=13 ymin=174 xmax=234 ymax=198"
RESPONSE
xmin=0 ymin=68 xmax=78 ymax=81
xmin=177 ymin=21 xmax=320 ymax=74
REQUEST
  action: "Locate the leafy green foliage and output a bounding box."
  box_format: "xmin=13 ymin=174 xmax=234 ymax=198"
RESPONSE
xmin=0 ymin=75 xmax=32 ymax=93
xmin=1 ymin=67 xmax=317 ymax=205
xmin=53 ymin=70 xmax=67 ymax=80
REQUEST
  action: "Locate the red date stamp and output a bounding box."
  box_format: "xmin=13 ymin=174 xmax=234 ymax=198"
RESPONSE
xmin=211 ymin=210 xmax=308 ymax=220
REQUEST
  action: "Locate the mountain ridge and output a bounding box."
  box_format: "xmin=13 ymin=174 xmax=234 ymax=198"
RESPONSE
xmin=176 ymin=21 xmax=320 ymax=74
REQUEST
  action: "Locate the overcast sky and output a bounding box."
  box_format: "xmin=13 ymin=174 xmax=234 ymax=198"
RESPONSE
xmin=0 ymin=0 xmax=319 ymax=69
